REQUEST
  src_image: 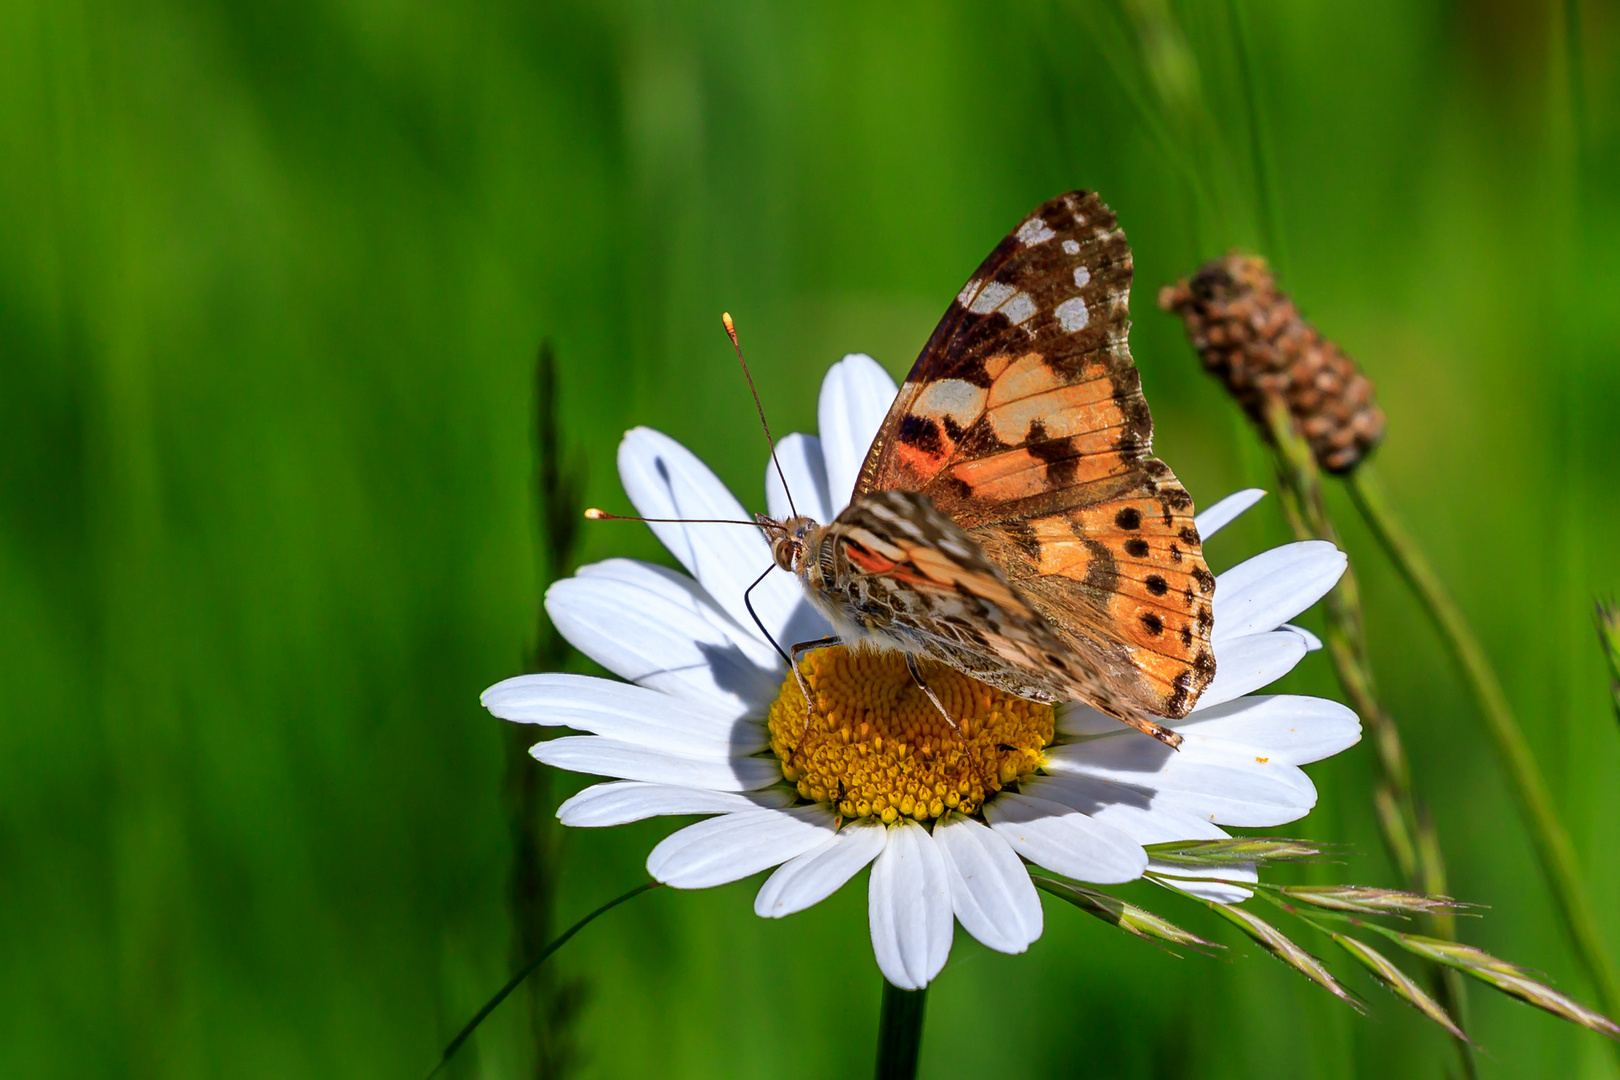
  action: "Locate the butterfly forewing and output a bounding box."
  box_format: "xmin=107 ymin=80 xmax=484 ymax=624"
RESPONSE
xmin=839 ymin=191 xmax=1216 ymax=723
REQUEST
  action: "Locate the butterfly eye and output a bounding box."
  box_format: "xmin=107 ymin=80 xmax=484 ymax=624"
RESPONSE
xmin=770 ymin=536 xmax=800 ymax=573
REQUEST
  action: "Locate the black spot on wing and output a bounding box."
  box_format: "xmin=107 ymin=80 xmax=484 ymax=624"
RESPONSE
xmin=898 ymin=415 xmax=943 ymax=456
xmin=1027 ymin=425 xmax=1080 ymax=487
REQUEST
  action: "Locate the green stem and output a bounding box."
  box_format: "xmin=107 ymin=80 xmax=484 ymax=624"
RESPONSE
xmin=1258 ymin=400 xmax=1475 ymax=1071
xmin=1597 ymin=601 xmax=1620 ymax=726
xmin=1346 ymin=467 xmax=1620 ymax=1022
xmin=874 ymin=981 xmax=928 ymax=1080
xmin=425 ymin=882 xmax=661 ymax=1080
xmin=1225 ymin=0 xmax=1285 ymax=268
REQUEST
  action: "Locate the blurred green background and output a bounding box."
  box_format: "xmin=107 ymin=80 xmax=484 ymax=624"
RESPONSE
xmin=5 ymin=0 xmax=1619 ymax=1076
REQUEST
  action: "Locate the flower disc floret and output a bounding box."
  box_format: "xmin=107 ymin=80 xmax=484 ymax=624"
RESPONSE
xmin=767 ymin=645 xmax=1054 ymax=823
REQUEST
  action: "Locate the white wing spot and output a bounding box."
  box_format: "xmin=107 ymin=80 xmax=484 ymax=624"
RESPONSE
xmin=1073 ymin=266 xmax=1091 ymax=288
xmin=956 ymin=277 xmax=982 ymax=307
xmin=913 ymin=378 xmax=987 ymax=427
xmin=1061 ymin=239 xmax=1080 ymax=255
xmin=1001 ymin=291 xmax=1037 ymax=326
xmin=1016 ymin=218 xmax=1056 ymax=246
xmin=969 ymin=281 xmax=1016 ymax=314
xmin=1056 ymin=296 xmax=1089 ymax=332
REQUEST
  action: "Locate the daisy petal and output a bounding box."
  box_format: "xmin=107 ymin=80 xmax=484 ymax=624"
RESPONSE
xmin=1195 ymin=631 xmax=1309 ymax=709
xmin=617 ymin=427 xmax=805 ymax=645
xmin=765 ymin=432 xmax=835 ymax=527
xmin=868 ymin=821 xmax=953 ymax=989
xmin=1212 ymin=540 xmax=1346 ymax=641
xmin=647 ymin=805 xmax=836 ymax=889
xmin=932 ymin=814 xmax=1043 ymax=954
xmin=1281 ymin=623 xmax=1324 ymax=651
xmin=483 ymin=673 xmax=767 ymax=756
xmin=1019 ymin=775 xmax=1255 ymax=902
xmin=533 ymin=735 xmax=781 ymax=792
xmin=1151 ymin=863 xmax=1258 ymax=904
xmin=1194 ymin=489 xmax=1265 ymax=538
xmin=1054 ymin=701 xmax=1126 ymax=738
xmin=557 ymin=781 xmax=795 ymax=827
xmin=1173 ymin=694 xmax=1361 ymax=765
xmin=576 ymin=559 xmax=778 ymax=662
xmin=1042 ymin=735 xmax=1318 ymax=828
xmin=755 ymin=820 xmax=887 ymax=918
xmin=546 ymin=570 xmax=780 ymax=717
xmin=818 ymin=354 xmax=898 ymax=514
xmin=1020 ymin=774 xmax=1226 ymax=843
xmin=983 ymin=793 xmax=1147 ymax=884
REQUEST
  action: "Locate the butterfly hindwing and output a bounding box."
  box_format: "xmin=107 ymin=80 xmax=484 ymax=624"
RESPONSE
xmin=817 ymin=490 xmax=1122 ymax=706
xmin=842 ymin=191 xmax=1216 ymax=721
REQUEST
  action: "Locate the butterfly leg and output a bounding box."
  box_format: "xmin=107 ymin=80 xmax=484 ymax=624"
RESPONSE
xmin=788 ymin=636 xmax=842 ymax=744
xmin=905 ymin=654 xmax=961 ymax=734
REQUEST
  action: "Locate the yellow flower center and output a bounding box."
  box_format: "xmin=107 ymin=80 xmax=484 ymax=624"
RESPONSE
xmin=767 ymin=645 xmax=1055 ymax=823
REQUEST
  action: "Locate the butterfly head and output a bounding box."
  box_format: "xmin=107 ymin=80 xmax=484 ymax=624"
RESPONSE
xmin=755 ymin=513 xmax=820 ymax=573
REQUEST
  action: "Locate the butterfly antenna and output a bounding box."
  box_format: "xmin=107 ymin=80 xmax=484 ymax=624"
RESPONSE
xmin=743 ymin=562 xmax=791 ymax=665
xmin=584 ymin=509 xmax=759 ymax=526
xmin=723 ymin=312 xmax=798 ymax=518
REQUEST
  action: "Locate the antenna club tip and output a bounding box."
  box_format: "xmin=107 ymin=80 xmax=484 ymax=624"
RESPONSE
xmin=583 ymin=508 xmax=608 ymax=520
xmin=721 ymin=312 xmax=734 ymax=332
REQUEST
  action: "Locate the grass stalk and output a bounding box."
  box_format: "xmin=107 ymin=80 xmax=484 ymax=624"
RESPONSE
xmin=1258 ymin=398 xmax=1475 ymax=1068
xmin=1597 ymin=601 xmax=1620 ymax=726
xmin=1346 ymin=466 xmax=1620 ymax=1023
xmin=426 ymin=882 xmax=662 ymax=1080
xmin=501 ymin=340 xmax=588 ymax=1076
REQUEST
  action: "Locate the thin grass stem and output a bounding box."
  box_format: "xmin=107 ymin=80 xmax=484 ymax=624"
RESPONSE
xmin=425 ymin=882 xmax=662 ymax=1080
xmin=1224 ymin=0 xmax=1285 ymax=270
xmin=499 ymin=340 xmax=590 ymax=1076
xmin=1346 ymin=466 xmax=1620 ymax=1023
xmin=1257 ymin=399 xmax=1475 ymax=1068
xmin=1596 ymin=601 xmax=1620 ymax=726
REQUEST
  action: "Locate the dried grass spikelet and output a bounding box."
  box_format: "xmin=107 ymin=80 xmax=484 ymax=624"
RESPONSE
xmin=1158 ymin=253 xmax=1385 ymax=473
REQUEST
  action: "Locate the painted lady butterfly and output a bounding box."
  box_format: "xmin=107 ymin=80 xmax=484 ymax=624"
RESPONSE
xmin=757 ymin=191 xmax=1215 ymax=748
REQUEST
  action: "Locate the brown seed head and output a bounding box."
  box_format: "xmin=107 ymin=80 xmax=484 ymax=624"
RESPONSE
xmin=1158 ymin=253 xmax=1385 ymax=473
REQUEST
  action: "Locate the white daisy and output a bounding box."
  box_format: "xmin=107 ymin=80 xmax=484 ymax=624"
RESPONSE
xmin=483 ymin=354 xmax=1360 ymax=990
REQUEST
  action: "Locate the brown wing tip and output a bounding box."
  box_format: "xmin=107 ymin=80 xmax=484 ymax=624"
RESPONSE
xmin=1117 ymin=710 xmax=1183 ymax=749
xmin=1149 ymin=722 xmax=1184 ymax=750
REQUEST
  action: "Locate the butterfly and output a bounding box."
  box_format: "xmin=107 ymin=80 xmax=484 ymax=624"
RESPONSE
xmin=757 ymin=191 xmax=1215 ymax=749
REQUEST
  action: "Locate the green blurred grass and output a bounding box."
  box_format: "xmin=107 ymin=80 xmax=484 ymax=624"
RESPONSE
xmin=3 ymin=0 xmax=1618 ymax=1076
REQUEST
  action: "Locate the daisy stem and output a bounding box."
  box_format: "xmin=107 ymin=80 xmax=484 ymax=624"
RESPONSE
xmin=425 ymin=881 xmax=661 ymax=1080
xmin=1346 ymin=465 xmax=1620 ymax=1023
xmin=874 ymin=982 xmax=928 ymax=1080
xmin=1258 ymin=398 xmax=1475 ymax=1065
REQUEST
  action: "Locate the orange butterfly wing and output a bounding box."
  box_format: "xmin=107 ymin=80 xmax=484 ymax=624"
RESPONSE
xmin=851 ymin=191 xmax=1215 ymax=719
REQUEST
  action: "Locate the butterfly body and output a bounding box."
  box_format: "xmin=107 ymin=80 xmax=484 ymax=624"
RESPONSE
xmin=762 ymin=192 xmax=1216 ymax=747
xmin=762 ymin=493 xmax=1073 ymax=702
